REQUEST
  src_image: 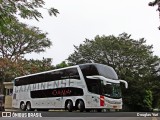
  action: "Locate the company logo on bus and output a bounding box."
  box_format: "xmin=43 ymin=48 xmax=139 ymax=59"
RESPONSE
xmin=52 ymin=89 xmax=72 ymax=96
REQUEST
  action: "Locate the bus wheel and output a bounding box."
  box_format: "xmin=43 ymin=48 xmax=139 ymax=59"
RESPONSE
xmin=66 ymin=100 xmax=73 ymax=112
xmin=20 ymin=102 xmax=26 ymax=111
xmin=78 ymin=100 xmax=85 ymax=112
xmin=26 ymin=102 xmax=33 ymax=111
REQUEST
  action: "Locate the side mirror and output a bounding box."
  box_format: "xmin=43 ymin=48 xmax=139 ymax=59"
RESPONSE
xmin=103 ymin=81 xmax=112 ymax=85
xmin=86 ymin=76 xmax=98 ymax=79
xmin=119 ymin=80 xmax=128 ymax=89
xmin=103 ymin=81 xmax=107 ymax=85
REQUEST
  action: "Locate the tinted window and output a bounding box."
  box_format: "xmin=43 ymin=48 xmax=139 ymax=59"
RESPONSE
xmin=80 ymin=65 xmax=99 ymax=77
xmin=31 ymin=87 xmax=84 ymax=98
xmin=85 ymin=78 xmax=102 ymax=95
xmin=64 ymin=68 xmax=80 ymax=79
xmin=80 ymin=64 xmax=118 ymax=80
xmin=96 ymin=64 xmax=118 ymax=80
xmin=15 ymin=68 xmax=80 ymax=86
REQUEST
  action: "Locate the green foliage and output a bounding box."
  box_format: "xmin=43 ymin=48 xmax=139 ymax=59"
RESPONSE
xmin=142 ymin=90 xmax=153 ymax=111
xmin=67 ymin=33 xmax=160 ymax=111
xmin=19 ymin=58 xmax=54 ymax=75
xmin=151 ymin=72 xmax=160 ymax=108
xmin=55 ymin=61 xmax=69 ymax=69
xmin=0 ymin=0 xmax=59 ymax=32
xmin=0 ymin=0 xmax=59 ymax=21
xmin=0 ymin=18 xmax=52 ymax=60
xmin=0 ymin=57 xmax=54 ymax=82
xmin=0 ymin=0 xmax=58 ymax=93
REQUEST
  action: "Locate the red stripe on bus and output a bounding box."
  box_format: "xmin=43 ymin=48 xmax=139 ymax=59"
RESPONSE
xmin=100 ymin=95 xmax=104 ymax=106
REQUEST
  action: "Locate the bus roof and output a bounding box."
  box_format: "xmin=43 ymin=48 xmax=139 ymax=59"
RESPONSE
xmin=79 ymin=63 xmax=118 ymax=80
xmin=15 ymin=64 xmax=79 ymax=80
xmin=14 ymin=63 xmax=116 ymax=80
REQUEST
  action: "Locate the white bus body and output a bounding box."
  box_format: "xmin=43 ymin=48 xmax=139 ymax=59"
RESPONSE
xmin=12 ymin=63 xmax=128 ymax=112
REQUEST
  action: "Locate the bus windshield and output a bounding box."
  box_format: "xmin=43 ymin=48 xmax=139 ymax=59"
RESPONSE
xmin=80 ymin=63 xmax=122 ymax=98
xmin=80 ymin=63 xmax=118 ymax=80
xmin=101 ymin=81 xmax=122 ymax=99
xmin=84 ymin=77 xmax=122 ymax=99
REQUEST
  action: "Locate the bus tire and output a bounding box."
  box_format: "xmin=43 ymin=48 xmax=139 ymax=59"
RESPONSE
xmin=66 ymin=100 xmax=73 ymax=112
xmin=20 ymin=102 xmax=26 ymax=111
xmin=78 ymin=100 xmax=85 ymax=112
xmin=26 ymin=102 xmax=34 ymax=111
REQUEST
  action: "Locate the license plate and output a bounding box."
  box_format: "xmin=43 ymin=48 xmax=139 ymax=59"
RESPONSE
xmin=113 ymin=106 xmax=117 ymax=109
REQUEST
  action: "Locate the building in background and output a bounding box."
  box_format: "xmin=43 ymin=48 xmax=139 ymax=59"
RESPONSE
xmin=3 ymin=82 xmax=13 ymax=109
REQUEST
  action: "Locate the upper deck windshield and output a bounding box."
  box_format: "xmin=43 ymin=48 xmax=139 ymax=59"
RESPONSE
xmin=80 ymin=63 xmax=121 ymax=98
xmin=79 ymin=63 xmax=118 ymax=80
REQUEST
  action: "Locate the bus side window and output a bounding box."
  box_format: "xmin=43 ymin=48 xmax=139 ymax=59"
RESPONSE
xmin=63 ymin=68 xmax=80 ymax=80
xmin=86 ymin=79 xmax=101 ymax=95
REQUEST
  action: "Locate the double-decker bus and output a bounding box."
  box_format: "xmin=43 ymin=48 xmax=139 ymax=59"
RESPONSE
xmin=12 ymin=63 xmax=128 ymax=112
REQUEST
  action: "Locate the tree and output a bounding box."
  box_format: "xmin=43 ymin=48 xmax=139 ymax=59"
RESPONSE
xmin=17 ymin=58 xmax=54 ymax=75
xmin=55 ymin=61 xmax=69 ymax=69
xmin=0 ymin=57 xmax=54 ymax=82
xmin=0 ymin=19 xmax=51 ymax=61
xmin=0 ymin=0 xmax=58 ymax=94
xmin=148 ymin=0 xmax=160 ymax=7
xmin=0 ymin=56 xmax=54 ymax=93
xmin=150 ymin=62 xmax=160 ymax=108
xmin=67 ymin=33 xmax=160 ymax=111
xmin=148 ymin=0 xmax=160 ymax=30
xmin=0 ymin=0 xmax=59 ymax=31
xmin=142 ymin=90 xmax=153 ymax=111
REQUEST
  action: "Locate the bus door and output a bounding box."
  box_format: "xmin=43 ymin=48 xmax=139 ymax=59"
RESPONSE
xmin=86 ymin=83 xmax=100 ymax=108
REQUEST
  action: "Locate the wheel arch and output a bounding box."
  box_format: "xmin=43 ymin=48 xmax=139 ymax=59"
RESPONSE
xmin=20 ymin=101 xmax=26 ymax=107
xmin=26 ymin=101 xmax=31 ymax=105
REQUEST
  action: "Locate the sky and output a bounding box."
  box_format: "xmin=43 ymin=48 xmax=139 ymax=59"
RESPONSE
xmin=20 ymin=0 xmax=160 ymax=65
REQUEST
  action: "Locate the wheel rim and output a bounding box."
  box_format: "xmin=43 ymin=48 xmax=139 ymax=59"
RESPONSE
xmin=78 ymin=101 xmax=84 ymax=112
xmin=78 ymin=102 xmax=81 ymax=109
xmin=21 ymin=103 xmax=25 ymax=110
xmin=27 ymin=104 xmax=30 ymax=110
xmin=67 ymin=102 xmax=71 ymax=109
xmin=66 ymin=101 xmax=73 ymax=112
xmin=26 ymin=103 xmax=31 ymax=111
